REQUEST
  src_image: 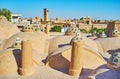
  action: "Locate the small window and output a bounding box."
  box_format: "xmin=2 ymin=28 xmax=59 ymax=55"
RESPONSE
xmin=28 ymin=27 xmax=30 ymax=29
xmin=25 ymin=27 xmax=27 ymax=29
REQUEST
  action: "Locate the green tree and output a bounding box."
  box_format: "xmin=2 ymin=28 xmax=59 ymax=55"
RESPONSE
xmin=89 ymin=27 xmax=98 ymax=33
xmin=89 ymin=28 xmax=106 ymax=34
xmin=80 ymin=29 xmax=87 ymax=33
xmin=50 ymin=26 xmax=62 ymax=32
xmin=0 ymin=8 xmax=11 ymax=21
xmin=97 ymin=28 xmax=106 ymax=34
xmin=80 ymin=17 xmax=83 ymax=20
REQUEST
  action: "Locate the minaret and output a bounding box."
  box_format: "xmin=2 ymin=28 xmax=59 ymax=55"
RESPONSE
xmin=69 ymin=31 xmax=84 ymax=77
xmin=44 ymin=8 xmax=48 ymax=22
xmin=19 ymin=40 xmax=34 ymax=76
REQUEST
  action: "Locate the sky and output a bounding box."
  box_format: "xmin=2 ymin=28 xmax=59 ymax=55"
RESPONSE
xmin=0 ymin=0 xmax=120 ymax=20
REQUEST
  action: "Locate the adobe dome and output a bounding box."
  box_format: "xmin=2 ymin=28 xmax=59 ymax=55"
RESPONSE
xmin=65 ymin=24 xmax=79 ymax=36
xmin=111 ymin=26 xmax=120 ymax=37
xmin=0 ymin=49 xmax=19 ymax=75
xmin=22 ymin=25 xmax=33 ymax=32
xmin=70 ymin=31 xmax=83 ymax=44
xmin=47 ymin=37 xmax=106 ymax=69
xmin=0 ymin=31 xmax=49 ymax=75
xmin=49 ymin=35 xmax=99 ymax=54
xmin=0 ymin=48 xmax=43 ymax=75
xmin=0 ymin=16 xmax=20 ymax=40
xmin=49 ymin=35 xmax=74 ymax=54
xmin=107 ymin=52 xmax=120 ymax=72
xmin=0 ymin=16 xmax=7 ymax=21
xmin=95 ymin=37 xmax=120 ymax=59
xmin=0 ymin=32 xmax=49 ymax=54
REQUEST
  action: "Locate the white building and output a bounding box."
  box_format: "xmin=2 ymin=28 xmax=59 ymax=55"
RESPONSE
xmin=11 ymin=14 xmax=21 ymax=24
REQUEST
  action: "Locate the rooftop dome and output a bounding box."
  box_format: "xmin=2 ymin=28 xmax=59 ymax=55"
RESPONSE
xmin=0 ymin=31 xmax=50 ymax=75
xmin=0 ymin=16 xmax=20 ymax=40
xmin=107 ymin=52 xmax=120 ymax=72
xmin=70 ymin=31 xmax=83 ymax=44
xmin=22 ymin=25 xmax=33 ymax=32
xmin=49 ymin=35 xmax=74 ymax=54
xmin=0 ymin=16 xmax=7 ymax=21
xmin=47 ymin=36 xmax=106 ymax=70
xmin=65 ymin=24 xmax=79 ymax=36
xmin=111 ymin=26 xmax=120 ymax=37
xmin=0 ymin=32 xmax=49 ymax=54
xmin=0 ymin=48 xmax=43 ymax=75
xmin=95 ymin=37 xmax=120 ymax=58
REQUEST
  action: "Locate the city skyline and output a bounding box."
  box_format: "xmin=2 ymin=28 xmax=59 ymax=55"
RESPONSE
xmin=0 ymin=0 xmax=120 ymax=20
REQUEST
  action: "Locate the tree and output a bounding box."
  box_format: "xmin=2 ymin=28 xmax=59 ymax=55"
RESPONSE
xmin=0 ymin=8 xmax=11 ymax=21
xmin=89 ymin=27 xmax=106 ymax=34
xmin=89 ymin=27 xmax=98 ymax=33
xmin=80 ymin=29 xmax=87 ymax=33
xmin=80 ymin=17 xmax=83 ymax=20
xmin=50 ymin=26 xmax=62 ymax=32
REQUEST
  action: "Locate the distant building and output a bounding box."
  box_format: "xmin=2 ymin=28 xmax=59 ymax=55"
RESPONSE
xmin=77 ymin=16 xmax=107 ymax=31
xmin=83 ymin=16 xmax=93 ymax=25
xmin=93 ymin=22 xmax=107 ymax=29
xmin=11 ymin=14 xmax=21 ymax=24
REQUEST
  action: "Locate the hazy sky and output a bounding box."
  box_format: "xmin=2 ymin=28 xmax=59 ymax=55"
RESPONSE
xmin=0 ymin=0 xmax=120 ymax=20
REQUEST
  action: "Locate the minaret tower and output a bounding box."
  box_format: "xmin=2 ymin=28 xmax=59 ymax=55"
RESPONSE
xmin=44 ymin=8 xmax=48 ymax=22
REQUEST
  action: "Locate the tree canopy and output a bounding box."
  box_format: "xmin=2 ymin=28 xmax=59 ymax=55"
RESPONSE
xmin=50 ymin=26 xmax=62 ymax=32
xmin=80 ymin=17 xmax=83 ymax=20
xmin=0 ymin=8 xmax=11 ymax=21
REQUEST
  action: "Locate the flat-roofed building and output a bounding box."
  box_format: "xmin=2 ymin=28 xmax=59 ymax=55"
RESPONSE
xmin=11 ymin=14 xmax=21 ymax=24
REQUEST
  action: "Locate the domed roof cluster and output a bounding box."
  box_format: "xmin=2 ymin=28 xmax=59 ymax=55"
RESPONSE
xmin=0 ymin=17 xmax=120 ymax=78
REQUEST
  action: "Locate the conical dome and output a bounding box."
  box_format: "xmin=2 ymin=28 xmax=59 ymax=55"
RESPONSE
xmin=111 ymin=26 xmax=120 ymax=37
xmin=107 ymin=52 xmax=120 ymax=72
xmin=65 ymin=23 xmax=79 ymax=36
